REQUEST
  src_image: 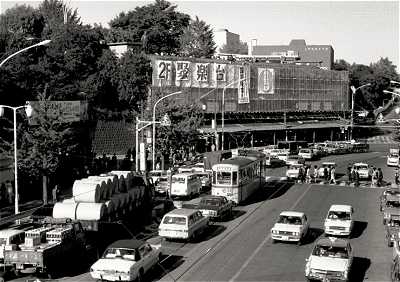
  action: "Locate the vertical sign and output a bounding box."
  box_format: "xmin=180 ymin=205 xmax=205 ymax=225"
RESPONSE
xmin=258 ymin=68 xmax=275 ymax=94
xmin=156 ymin=60 xmax=172 ymax=85
xmin=175 ymin=61 xmax=190 ymax=84
xmin=195 ymin=63 xmax=209 ymax=83
xmin=238 ymin=66 xmax=249 ymax=104
xmin=214 ymin=63 xmax=226 ymax=82
xmin=140 ymin=142 xmax=146 ymax=172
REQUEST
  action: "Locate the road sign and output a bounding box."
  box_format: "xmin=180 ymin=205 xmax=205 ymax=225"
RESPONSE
xmin=160 ymin=114 xmax=171 ymax=126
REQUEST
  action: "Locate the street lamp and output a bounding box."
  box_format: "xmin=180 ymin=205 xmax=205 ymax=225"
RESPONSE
xmin=350 ymin=83 xmax=371 ymax=140
xmin=152 ymin=91 xmax=181 ymax=171
xmin=221 ymin=77 xmax=248 ymax=150
xmin=0 ymin=103 xmax=33 ymax=215
xmin=0 ymin=39 xmax=51 ymax=68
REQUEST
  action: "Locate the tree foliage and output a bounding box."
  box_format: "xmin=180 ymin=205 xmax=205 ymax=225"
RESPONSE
xmin=109 ymin=0 xmax=190 ymax=55
xmin=219 ymin=40 xmax=248 ymax=55
xmin=179 ymin=16 xmax=216 ymax=58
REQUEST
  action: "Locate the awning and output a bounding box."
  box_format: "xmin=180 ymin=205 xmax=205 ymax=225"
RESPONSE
xmin=199 ymin=120 xmax=348 ymax=134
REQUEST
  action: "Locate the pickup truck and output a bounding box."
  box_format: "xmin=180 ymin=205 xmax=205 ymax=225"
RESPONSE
xmin=197 ymin=195 xmax=233 ymax=221
xmin=4 ymin=220 xmax=94 ymax=277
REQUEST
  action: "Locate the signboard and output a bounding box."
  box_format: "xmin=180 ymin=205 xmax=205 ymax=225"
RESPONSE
xmin=175 ymin=61 xmax=190 ymax=84
xmin=28 ymin=101 xmax=88 ymax=123
xmin=238 ymin=66 xmax=249 ymax=104
xmin=156 ymin=60 xmax=172 ymax=86
xmin=214 ymin=63 xmax=227 ymax=82
xmin=140 ymin=143 xmax=146 ymax=172
xmin=195 ymin=63 xmax=209 ymax=82
xmin=258 ymin=68 xmax=275 ymax=94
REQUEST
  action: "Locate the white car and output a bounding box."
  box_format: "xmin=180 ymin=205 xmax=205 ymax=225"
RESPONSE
xmin=352 ymin=162 xmax=371 ymax=179
xmin=387 ymin=153 xmax=400 ymax=167
xmin=271 ymin=211 xmax=309 ymax=244
xmin=298 ymin=149 xmax=314 ymax=160
xmin=317 ymin=162 xmax=337 ymax=177
xmin=149 ymin=170 xmax=168 ymax=183
xmin=277 ymin=152 xmax=289 ymax=162
xmin=305 ymin=237 xmax=353 ymax=282
xmin=90 ymin=239 xmax=161 ymax=282
xmin=285 ymin=155 xmax=305 ymax=166
xmin=286 ymin=164 xmax=305 ymax=179
xmin=324 ymin=205 xmax=354 ymax=237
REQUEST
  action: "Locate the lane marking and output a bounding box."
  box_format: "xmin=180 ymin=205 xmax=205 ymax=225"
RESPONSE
xmin=229 ymin=183 xmax=313 ymax=282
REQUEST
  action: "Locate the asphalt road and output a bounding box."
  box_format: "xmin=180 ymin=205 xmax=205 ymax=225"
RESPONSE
xmin=9 ymin=144 xmax=397 ymax=281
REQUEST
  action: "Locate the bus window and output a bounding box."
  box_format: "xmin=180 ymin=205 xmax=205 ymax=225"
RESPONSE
xmin=232 ymin=171 xmax=238 ymax=185
xmin=217 ymin=172 xmax=231 ymax=185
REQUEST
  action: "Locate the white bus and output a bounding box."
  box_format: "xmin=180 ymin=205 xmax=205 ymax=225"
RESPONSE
xmin=211 ymin=152 xmax=266 ymax=204
xmin=170 ymin=173 xmax=202 ymax=198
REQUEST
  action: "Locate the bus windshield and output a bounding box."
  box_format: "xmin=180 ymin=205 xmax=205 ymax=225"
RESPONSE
xmin=172 ymin=177 xmax=186 ymax=184
xmin=216 ymin=172 xmax=231 ymax=185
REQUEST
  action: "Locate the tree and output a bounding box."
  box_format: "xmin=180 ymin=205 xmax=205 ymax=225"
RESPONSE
xmin=179 ymin=16 xmax=216 ymax=58
xmin=219 ymin=40 xmax=248 ymax=55
xmin=109 ymin=0 xmax=190 ymax=55
xmin=332 ymin=59 xmax=351 ymax=71
xmin=19 ymin=89 xmax=76 ymax=204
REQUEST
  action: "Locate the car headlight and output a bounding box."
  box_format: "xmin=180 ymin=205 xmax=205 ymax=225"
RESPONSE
xmin=293 ymin=232 xmax=300 ymax=236
xmin=342 ymin=269 xmax=348 ymax=279
xmin=271 ymin=229 xmax=278 ymax=234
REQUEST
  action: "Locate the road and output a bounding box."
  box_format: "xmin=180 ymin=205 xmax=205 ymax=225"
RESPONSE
xmin=9 ymin=144 xmax=397 ymax=282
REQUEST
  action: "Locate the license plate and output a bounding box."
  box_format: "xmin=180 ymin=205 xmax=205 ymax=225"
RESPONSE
xmin=282 ymin=236 xmax=289 ymax=240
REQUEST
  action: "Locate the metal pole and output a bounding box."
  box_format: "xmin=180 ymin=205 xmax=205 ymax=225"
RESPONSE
xmin=135 ymin=117 xmax=139 ymax=172
xmin=350 ymin=88 xmax=355 ymax=141
xmin=152 ymin=106 xmax=156 ymax=171
xmin=13 ymin=109 xmax=18 ymax=214
xmin=222 ymin=88 xmax=225 ymax=151
xmin=0 ymin=40 xmax=51 ymax=68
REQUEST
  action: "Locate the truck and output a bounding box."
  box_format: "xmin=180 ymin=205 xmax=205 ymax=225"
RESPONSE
xmin=3 ymin=219 xmax=95 ymax=278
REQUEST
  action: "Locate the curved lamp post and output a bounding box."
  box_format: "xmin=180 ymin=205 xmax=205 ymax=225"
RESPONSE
xmin=0 ymin=103 xmax=33 ymax=215
xmin=0 ymin=39 xmax=50 ymax=215
xmin=350 ymin=83 xmax=371 ymax=140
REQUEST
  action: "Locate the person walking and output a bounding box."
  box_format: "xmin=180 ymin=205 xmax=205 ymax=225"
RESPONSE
xmin=330 ymin=166 xmax=336 ymax=184
xmin=306 ymin=166 xmax=311 ymax=184
xmin=298 ymin=166 xmax=304 ymax=183
xmin=378 ymin=168 xmax=383 ymax=187
xmin=354 ymin=168 xmax=360 ymax=187
xmin=313 ymin=165 xmax=319 ymax=183
xmin=347 ymin=165 xmax=352 ymax=184
xmin=52 ymin=185 xmax=59 ymax=203
xmin=323 ymin=167 xmax=328 ymax=182
xmin=395 ymin=169 xmax=400 ymax=186
xmin=371 ymin=167 xmax=378 ymax=188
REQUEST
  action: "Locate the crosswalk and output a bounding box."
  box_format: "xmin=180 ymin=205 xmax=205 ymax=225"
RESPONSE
xmin=363 ymin=135 xmax=399 ymax=144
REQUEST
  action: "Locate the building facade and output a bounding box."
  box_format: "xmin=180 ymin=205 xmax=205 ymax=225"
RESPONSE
xmin=251 ymin=39 xmax=334 ymax=70
xmin=214 ymin=29 xmax=241 ymax=53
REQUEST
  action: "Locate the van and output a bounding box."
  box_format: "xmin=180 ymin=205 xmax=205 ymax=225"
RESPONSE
xmin=158 ymin=208 xmax=209 ymax=240
xmin=171 ymin=173 xmax=202 ymax=198
xmin=0 ymin=229 xmax=25 ymax=263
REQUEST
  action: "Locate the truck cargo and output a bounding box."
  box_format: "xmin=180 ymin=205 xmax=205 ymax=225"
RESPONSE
xmin=3 ymin=219 xmax=94 ymax=277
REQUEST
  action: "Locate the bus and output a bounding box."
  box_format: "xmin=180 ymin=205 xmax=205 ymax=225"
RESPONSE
xmin=211 ymin=153 xmax=266 ymax=204
xmin=277 ymin=141 xmax=308 ymax=155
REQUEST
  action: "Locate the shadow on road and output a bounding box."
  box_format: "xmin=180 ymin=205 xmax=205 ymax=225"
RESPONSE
xmin=351 ymin=221 xmax=368 ymax=239
xmin=350 ymin=257 xmax=371 ymax=282
xmin=303 ymin=227 xmax=324 ymax=245
xmin=196 ymin=224 xmax=227 ymax=242
xmin=241 ymin=181 xmax=294 ymax=206
xmin=150 ymin=255 xmax=184 ymax=282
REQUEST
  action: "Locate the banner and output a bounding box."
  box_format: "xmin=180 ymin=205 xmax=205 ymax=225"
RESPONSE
xmin=156 ymin=60 xmax=172 ymax=86
xmin=175 ymin=61 xmax=191 ymax=84
xmin=195 ymin=63 xmax=209 ymax=82
xmin=258 ymin=68 xmax=275 ymax=94
xmin=214 ymin=63 xmax=227 ymax=82
xmin=238 ymin=66 xmax=249 ymax=104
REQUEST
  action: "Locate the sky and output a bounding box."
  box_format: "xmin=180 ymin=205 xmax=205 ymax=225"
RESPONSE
xmin=1 ymin=0 xmax=399 ymax=68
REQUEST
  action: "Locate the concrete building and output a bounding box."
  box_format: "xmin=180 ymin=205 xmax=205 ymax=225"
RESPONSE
xmin=251 ymin=39 xmax=334 ymax=70
xmin=214 ymin=29 xmax=241 ymax=53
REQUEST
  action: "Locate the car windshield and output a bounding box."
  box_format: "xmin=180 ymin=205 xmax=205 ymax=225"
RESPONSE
xmin=354 ymin=165 xmax=368 ymax=169
xmin=312 ymin=245 xmax=349 ymax=259
xmin=103 ymin=248 xmax=137 ymax=261
xmin=201 ymin=199 xmax=221 ymax=206
xmin=289 ymin=166 xmax=301 ymax=170
xmin=389 ymin=154 xmax=399 ymax=158
xmin=389 ymin=219 xmax=400 ymax=226
xmin=385 ymin=190 xmax=400 ymax=196
xmin=386 ymin=201 xmax=400 ymax=208
xmin=157 ymin=178 xmax=168 ymax=183
xmin=277 ymin=215 xmax=302 ymax=225
xmin=0 ymin=238 xmax=7 ymax=245
xmin=163 ymin=216 xmax=186 ymax=225
xmin=172 ymin=177 xmax=186 ymax=184
xmin=150 ymin=172 xmax=162 ymax=177
xmin=328 ymin=211 xmax=351 ymax=220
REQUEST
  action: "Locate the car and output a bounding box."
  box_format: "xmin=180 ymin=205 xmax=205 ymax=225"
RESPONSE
xmin=387 ymin=153 xmax=400 ymax=167
xmin=382 ymin=195 xmax=400 ymax=225
xmin=298 ymin=149 xmax=314 ymax=160
xmin=194 ymin=172 xmax=212 ymax=191
xmin=271 ymin=211 xmax=309 ymax=245
xmin=286 ymin=164 xmax=306 ymax=179
xmin=352 ymin=162 xmax=371 ymax=179
xmin=305 ymin=237 xmax=353 ymax=282
xmin=317 ymin=162 xmax=337 ymax=178
xmin=379 ymin=188 xmax=400 ymax=211
xmin=285 ymin=155 xmax=305 ymax=166
xmin=324 ymin=205 xmax=354 ymax=237
xmin=197 ymin=195 xmax=233 ymax=220
xmin=90 ymin=239 xmax=162 ymax=282
xmin=277 ymin=152 xmax=289 ymax=162
xmin=265 ymin=155 xmax=285 ymax=168
xmin=154 ymin=176 xmax=169 ymax=195
xmin=385 ymin=211 xmax=400 ymax=247
xmin=149 ymin=170 xmax=168 ymax=183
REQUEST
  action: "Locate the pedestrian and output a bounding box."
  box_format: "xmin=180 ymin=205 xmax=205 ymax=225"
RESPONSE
xmin=371 ymin=167 xmax=378 ymax=187
xmin=306 ymin=166 xmax=311 ymax=184
xmin=52 ymin=185 xmax=59 ymax=203
xmin=395 ymin=169 xmax=400 ymax=186
xmin=330 ymin=166 xmax=336 ymax=184
xmin=313 ymin=165 xmax=319 ymax=183
xmin=378 ymin=168 xmax=383 ymax=187
xmin=347 ymin=165 xmax=352 ymax=184
xmin=298 ymin=166 xmax=304 ymax=183
xmin=354 ymin=168 xmax=360 ymax=187
xmin=323 ymin=167 xmax=328 ymax=182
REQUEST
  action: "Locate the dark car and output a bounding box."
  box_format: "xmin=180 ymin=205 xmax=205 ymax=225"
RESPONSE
xmin=382 ymin=196 xmax=400 ymax=225
xmin=385 ymin=212 xmax=400 ymax=247
xmin=197 ymin=195 xmax=233 ymax=221
xmin=380 ymin=188 xmax=400 ymax=211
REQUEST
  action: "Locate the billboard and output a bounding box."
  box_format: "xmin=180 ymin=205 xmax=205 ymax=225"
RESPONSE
xmin=28 ymin=100 xmax=88 ymax=123
xmin=258 ymin=68 xmax=275 ymax=94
